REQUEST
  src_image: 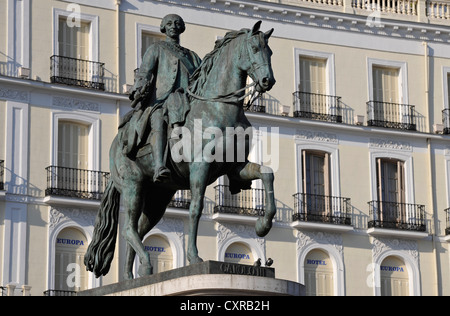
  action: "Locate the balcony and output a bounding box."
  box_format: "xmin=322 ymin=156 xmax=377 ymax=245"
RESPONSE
xmin=291 ymin=193 xmax=353 ymax=232
xmin=44 ymin=166 xmax=110 ymax=207
xmin=368 ymin=200 xmax=427 ymax=238
xmin=293 ymin=92 xmax=343 ymax=123
xmin=367 ymin=101 xmax=417 ymax=131
xmin=43 ymin=290 xmax=77 ymax=296
xmin=50 ymin=55 xmax=105 ymax=91
xmin=443 ymin=109 xmax=450 ymax=134
xmin=213 ymin=185 xmax=265 ymax=224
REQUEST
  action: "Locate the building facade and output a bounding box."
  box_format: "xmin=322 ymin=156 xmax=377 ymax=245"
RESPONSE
xmin=1 ymin=0 xmax=450 ymax=296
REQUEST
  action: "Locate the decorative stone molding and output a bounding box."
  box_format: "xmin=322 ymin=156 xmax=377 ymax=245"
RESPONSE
xmin=217 ymin=223 xmax=266 ymax=261
xmin=369 ymin=138 xmax=412 ymax=152
xmin=52 ymin=96 xmax=100 ymax=112
xmin=295 ymin=129 xmax=338 ymax=144
xmin=49 ymin=207 xmax=96 ymax=229
xmin=296 ymin=230 xmax=343 ymax=256
xmin=0 ymin=87 xmax=29 ymax=102
xmin=371 ymin=237 xmax=419 ymax=262
xmin=155 ymin=217 xmax=185 ymax=241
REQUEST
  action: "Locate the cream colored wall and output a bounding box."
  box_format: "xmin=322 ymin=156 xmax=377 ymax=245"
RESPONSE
xmin=28 ymin=105 xmax=51 ymax=197
xmin=26 ymin=204 xmax=50 ymax=296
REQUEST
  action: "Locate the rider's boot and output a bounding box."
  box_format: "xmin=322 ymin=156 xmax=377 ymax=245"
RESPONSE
xmin=150 ymin=127 xmax=171 ymax=183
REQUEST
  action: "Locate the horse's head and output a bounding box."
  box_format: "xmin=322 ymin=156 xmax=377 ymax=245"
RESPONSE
xmin=241 ymin=21 xmax=276 ymax=93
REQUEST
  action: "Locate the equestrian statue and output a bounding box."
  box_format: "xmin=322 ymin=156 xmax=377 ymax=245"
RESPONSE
xmin=84 ymin=14 xmax=277 ymax=279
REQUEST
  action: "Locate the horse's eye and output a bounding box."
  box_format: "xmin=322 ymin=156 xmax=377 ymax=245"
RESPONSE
xmin=252 ymin=46 xmax=259 ymax=53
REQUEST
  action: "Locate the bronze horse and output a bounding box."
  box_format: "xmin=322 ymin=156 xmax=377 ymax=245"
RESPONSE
xmin=84 ymin=21 xmax=276 ymax=279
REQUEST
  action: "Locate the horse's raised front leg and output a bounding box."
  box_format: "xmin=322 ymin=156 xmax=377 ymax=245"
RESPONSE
xmin=230 ymin=162 xmax=276 ymax=237
xmin=187 ymin=162 xmax=210 ymax=264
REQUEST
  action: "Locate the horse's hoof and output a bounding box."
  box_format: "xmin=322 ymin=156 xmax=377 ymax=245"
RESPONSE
xmin=188 ymin=256 xmax=204 ymax=265
xmin=255 ymin=217 xmax=272 ymax=237
xmin=124 ymin=271 xmax=134 ymax=280
xmin=138 ymin=263 xmax=153 ymax=277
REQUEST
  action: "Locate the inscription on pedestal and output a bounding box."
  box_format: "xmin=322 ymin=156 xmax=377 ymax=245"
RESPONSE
xmin=219 ymin=263 xmax=268 ymax=277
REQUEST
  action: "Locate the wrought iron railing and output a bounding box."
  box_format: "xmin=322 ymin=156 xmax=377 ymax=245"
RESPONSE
xmin=443 ymin=109 xmax=450 ymax=134
xmin=245 ymin=94 xmax=267 ymax=113
xmin=292 ymin=193 xmax=351 ymax=225
xmin=214 ymin=185 xmax=265 ymax=217
xmin=0 ymin=160 xmax=4 ymax=191
xmin=168 ymin=190 xmax=191 ymax=209
xmin=445 ymin=208 xmax=450 ymax=236
xmin=368 ymin=200 xmax=426 ymax=232
xmin=50 ymin=55 xmax=105 ymax=91
xmin=43 ymin=289 xmax=77 ymax=296
xmin=45 ymin=166 xmax=110 ymax=200
xmin=367 ymin=101 xmax=417 ymax=130
xmin=293 ymin=91 xmax=343 ymax=123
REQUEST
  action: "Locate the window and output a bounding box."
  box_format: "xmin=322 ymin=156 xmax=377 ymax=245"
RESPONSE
xmin=299 ymin=57 xmax=327 ymax=95
xmin=58 ymin=16 xmax=90 ymax=60
xmin=374 ymin=158 xmax=407 ymax=226
xmin=55 ymin=228 xmax=88 ymax=292
xmin=372 ymin=66 xmax=400 ymax=103
xmin=136 ymin=24 xmax=163 ymax=68
xmin=304 ymin=249 xmax=334 ymax=296
xmin=367 ymin=59 xmax=414 ymax=130
xmin=141 ymin=31 xmax=164 ymax=63
xmin=53 ymin=8 xmax=99 ymax=60
xmin=376 ymin=158 xmax=405 ymax=204
xmin=303 ymin=150 xmax=331 ymax=197
xmin=142 ymin=235 xmax=173 ymax=274
xmin=224 ymin=242 xmax=254 ymax=265
xmin=380 ymin=256 xmax=409 ymax=296
xmin=294 ymin=50 xmax=340 ymax=122
xmin=58 ymin=121 xmax=89 ymax=170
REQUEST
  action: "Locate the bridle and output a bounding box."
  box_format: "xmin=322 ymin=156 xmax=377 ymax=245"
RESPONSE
xmin=186 ymin=32 xmax=268 ymax=110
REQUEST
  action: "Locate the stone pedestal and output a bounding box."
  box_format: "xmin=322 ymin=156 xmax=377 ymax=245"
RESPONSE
xmin=78 ymin=261 xmax=304 ymax=296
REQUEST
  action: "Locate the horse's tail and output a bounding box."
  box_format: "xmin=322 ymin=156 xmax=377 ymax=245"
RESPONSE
xmin=84 ymin=180 xmax=120 ymax=278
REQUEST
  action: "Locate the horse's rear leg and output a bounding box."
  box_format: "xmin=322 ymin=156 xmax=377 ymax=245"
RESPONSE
xmin=124 ymin=187 xmax=176 ymax=279
xmin=187 ymin=163 xmax=209 ymax=264
xmin=229 ymin=162 xmax=276 ymax=237
xmin=121 ymin=181 xmax=153 ymax=277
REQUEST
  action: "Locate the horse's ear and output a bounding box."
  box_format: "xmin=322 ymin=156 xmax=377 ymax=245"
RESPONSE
xmin=251 ymin=21 xmax=262 ymax=35
xmin=265 ymin=28 xmax=274 ymax=39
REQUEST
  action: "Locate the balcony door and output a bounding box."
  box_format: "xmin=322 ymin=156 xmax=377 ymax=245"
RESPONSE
xmin=376 ymin=158 xmax=405 ymax=224
xmin=371 ymin=66 xmax=406 ymax=125
xmin=299 ymin=57 xmax=327 ymax=116
xmin=57 ymin=121 xmax=89 ymax=194
xmin=302 ymin=151 xmax=331 ymax=219
xmin=57 ymin=17 xmax=91 ymax=82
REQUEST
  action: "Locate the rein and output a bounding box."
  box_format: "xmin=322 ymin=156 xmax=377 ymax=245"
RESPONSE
xmin=186 ymin=32 xmax=267 ymax=110
xmin=186 ymin=81 xmax=261 ymax=110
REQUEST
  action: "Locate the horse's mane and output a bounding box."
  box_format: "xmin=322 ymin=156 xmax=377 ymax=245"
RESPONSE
xmin=188 ymin=28 xmax=250 ymax=96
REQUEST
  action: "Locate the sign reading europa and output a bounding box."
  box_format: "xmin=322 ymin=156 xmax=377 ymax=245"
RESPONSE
xmin=225 ymin=252 xmax=251 ymax=260
xmin=56 ymin=238 xmax=85 ymax=246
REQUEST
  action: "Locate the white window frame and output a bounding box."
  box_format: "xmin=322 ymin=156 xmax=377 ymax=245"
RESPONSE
xmin=53 ymin=8 xmax=99 ymax=61
xmin=369 ymin=151 xmax=414 ymax=206
xmin=367 ymin=58 xmax=408 ymax=105
xmin=136 ymin=23 xmax=162 ymax=69
xmin=294 ymin=48 xmax=336 ymax=97
xmin=51 ymin=111 xmax=100 ymax=172
xmin=295 ymin=142 xmax=340 ymax=199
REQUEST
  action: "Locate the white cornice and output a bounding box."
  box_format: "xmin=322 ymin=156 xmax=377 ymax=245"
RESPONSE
xmin=142 ymin=0 xmax=450 ymax=45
